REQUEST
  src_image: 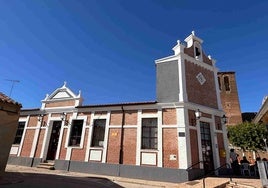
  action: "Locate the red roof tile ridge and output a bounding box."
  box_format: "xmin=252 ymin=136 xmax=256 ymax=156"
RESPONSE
xmin=0 ymin=92 xmax=22 ymax=107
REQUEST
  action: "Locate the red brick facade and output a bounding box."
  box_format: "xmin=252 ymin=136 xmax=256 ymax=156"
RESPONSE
xmin=218 ymin=72 xmax=242 ymax=126
xmin=185 ymin=60 xmax=218 ymax=109
xmin=162 ymin=128 xmax=178 ymax=168
xmin=11 ymin=33 xmax=228 ymax=182
xmin=20 ymin=129 xmax=35 ymax=157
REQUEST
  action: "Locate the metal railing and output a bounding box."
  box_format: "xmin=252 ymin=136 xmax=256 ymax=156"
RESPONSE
xmin=187 ymin=162 xmax=233 ymax=188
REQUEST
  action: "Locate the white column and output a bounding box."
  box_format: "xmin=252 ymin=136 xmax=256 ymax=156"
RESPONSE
xmin=196 ymin=119 xmax=203 ymax=168
xmin=136 ymin=110 xmax=142 ymax=165
xmin=102 ymin=111 xmax=111 ymax=163
xmin=177 ymin=107 xmax=190 ymax=169
xmin=211 ymin=116 xmax=220 ymax=170
xmin=85 ymin=112 xmax=95 ymax=162
xmin=18 ymin=116 xmax=30 ymax=156
xmin=178 ymin=56 xmax=188 ymax=102
xmin=157 ymin=109 xmax=163 ymax=167
xmin=222 ymin=118 xmax=230 ymax=164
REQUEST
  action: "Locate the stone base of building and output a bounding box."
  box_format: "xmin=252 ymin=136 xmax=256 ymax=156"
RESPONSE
xmin=8 ymin=156 xmax=203 ymax=183
xmin=8 ymin=156 xmax=42 ymax=167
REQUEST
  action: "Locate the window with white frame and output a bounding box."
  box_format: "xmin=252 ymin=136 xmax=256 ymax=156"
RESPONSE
xmin=141 ymin=118 xmax=158 ymax=149
xmin=69 ymin=120 xmax=83 ymax=146
xmin=13 ymin=122 xmax=25 ymax=144
xmin=91 ymin=119 xmax=106 ymax=147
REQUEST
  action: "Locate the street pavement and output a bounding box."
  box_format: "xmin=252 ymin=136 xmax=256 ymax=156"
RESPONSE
xmin=0 ymin=165 xmax=263 ymax=188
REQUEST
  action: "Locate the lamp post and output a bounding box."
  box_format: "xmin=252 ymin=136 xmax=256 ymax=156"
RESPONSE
xmin=222 ymin=115 xmax=227 ymax=124
xmin=195 ymin=109 xmax=201 ymax=120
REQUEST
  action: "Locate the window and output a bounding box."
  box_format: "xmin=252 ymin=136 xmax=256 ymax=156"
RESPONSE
xmin=141 ymin=118 xmax=158 ymax=149
xmin=91 ymin=119 xmax=106 ymax=147
xmin=69 ymin=120 xmax=83 ymax=146
xmin=195 ymin=47 xmax=201 ymax=57
xmin=194 ymin=42 xmax=202 ymax=60
xmin=13 ymin=122 xmax=25 ymax=144
xmin=224 ymin=76 xmax=230 ymax=91
xmin=218 ymin=77 xmax=222 ymax=90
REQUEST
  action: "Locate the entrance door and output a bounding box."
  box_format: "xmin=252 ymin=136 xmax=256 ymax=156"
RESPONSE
xmin=200 ymin=121 xmax=214 ymax=174
xmin=46 ymin=121 xmax=61 ymax=160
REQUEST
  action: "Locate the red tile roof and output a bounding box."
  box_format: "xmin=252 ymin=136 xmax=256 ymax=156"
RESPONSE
xmin=0 ymin=92 xmax=22 ymax=107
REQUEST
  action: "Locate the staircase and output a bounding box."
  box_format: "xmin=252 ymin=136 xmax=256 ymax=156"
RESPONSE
xmin=36 ymin=161 xmax=55 ymax=170
xmin=225 ymin=181 xmax=257 ymax=188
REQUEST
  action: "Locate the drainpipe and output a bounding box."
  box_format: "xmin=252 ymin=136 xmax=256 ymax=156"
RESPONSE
xmin=119 ymin=106 xmax=125 ymax=164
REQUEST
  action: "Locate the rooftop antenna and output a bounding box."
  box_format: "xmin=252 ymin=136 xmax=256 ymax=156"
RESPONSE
xmin=5 ymin=79 xmax=20 ymax=97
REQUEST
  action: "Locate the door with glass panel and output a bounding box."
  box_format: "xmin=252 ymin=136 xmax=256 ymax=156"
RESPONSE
xmin=200 ymin=121 xmax=214 ymax=174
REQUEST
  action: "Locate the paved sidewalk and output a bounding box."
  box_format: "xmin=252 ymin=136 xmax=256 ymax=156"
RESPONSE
xmin=0 ymin=165 xmax=263 ymax=188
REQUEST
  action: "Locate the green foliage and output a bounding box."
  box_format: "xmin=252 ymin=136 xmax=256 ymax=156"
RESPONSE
xmin=227 ymin=122 xmax=268 ymax=151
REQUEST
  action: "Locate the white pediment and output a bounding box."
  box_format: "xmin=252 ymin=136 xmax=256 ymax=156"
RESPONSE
xmin=42 ymin=82 xmax=81 ymax=102
xmin=52 ymin=91 xmax=72 ymax=99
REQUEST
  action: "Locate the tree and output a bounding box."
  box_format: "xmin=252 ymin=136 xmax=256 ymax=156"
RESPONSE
xmin=227 ymin=122 xmax=268 ymax=151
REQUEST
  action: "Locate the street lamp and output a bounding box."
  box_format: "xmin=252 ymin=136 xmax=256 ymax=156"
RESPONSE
xmin=222 ymin=115 xmax=227 ymax=124
xmin=195 ymin=109 xmax=201 ymax=119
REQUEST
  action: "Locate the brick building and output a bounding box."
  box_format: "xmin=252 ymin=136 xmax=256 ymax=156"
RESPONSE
xmin=8 ymin=32 xmax=228 ymax=183
xmin=0 ymin=93 xmax=21 ymax=176
xmin=217 ymin=72 xmax=243 ymax=126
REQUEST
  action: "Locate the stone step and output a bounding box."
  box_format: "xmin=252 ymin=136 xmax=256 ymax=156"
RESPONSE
xmin=36 ymin=162 xmax=55 ymax=170
xmin=226 ymin=181 xmax=256 ymax=188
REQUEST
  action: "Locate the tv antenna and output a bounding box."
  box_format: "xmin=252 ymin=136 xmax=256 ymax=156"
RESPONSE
xmin=5 ymin=79 xmax=20 ymax=97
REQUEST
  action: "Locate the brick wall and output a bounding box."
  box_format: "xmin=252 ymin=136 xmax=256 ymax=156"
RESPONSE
xmin=162 ymin=128 xmax=178 ymax=168
xmin=20 ymin=130 xmax=35 ymax=157
xmin=59 ymin=129 xmax=67 ymax=160
xmin=35 ymin=129 xmax=45 ymax=157
xmin=125 ymin=110 xmax=137 ymax=125
xmin=217 ymin=133 xmax=226 ymax=165
xmin=45 ymin=100 xmax=75 ymax=108
xmin=183 ymin=43 xmax=212 ymax=65
xmin=188 ymin=109 xmax=197 ymax=127
xmin=142 ymin=109 xmax=158 ymax=114
xmin=71 ymin=128 xmax=89 ymax=161
xmin=162 ymin=108 xmax=176 ymax=125
xmin=190 ymin=129 xmax=200 ymax=168
xmin=27 ymin=116 xmax=38 ymax=127
xmin=106 ymin=128 xmax=121 ymax=164
xmin=123 ymin=128 xmax=137 ymax=165
xmin=110 ymin=111 xmax=123 ymax=125
xmin=218 ymin=72 xmax=242 ymax=126
xmin=185 ymin=60 xmax=218 ymax=108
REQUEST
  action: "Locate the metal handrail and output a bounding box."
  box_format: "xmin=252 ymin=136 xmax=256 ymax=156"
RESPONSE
xmin=202 ymin=163 xmax=233 ymax=188
xmin=187 ymin=161 xmax=233 ymax=188
xmin=186 ymin=160 xmax=204 ymax=171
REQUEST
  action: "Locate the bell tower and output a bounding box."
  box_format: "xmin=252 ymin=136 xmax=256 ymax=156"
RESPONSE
xmin=155 ymin=31 xmax=221 ymax=110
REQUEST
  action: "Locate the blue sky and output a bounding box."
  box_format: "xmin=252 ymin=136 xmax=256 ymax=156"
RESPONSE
xmin=0 ymin=0 xmax=267 ymax=112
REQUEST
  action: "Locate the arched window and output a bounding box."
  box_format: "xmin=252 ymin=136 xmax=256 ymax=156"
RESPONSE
xmin=218 ymin=77 xmax=222 ymax=91
xmin=194 ymin=41 xmax=202 ymax=61
xmin=224 ymin=76 xmax=230 ymax=91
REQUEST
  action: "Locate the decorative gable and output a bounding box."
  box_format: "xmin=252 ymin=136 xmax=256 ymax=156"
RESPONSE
xmin=41 ymin=82 xmax=83 ymax=109
xmin=52 ymin=91 xmax=72 ymax=99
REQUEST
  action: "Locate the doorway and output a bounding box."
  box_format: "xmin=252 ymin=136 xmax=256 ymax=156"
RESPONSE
xmin=200 ymin=121 xmax=214 ymax=174
xmin=46 ymin=121 xmax=61 ymax=160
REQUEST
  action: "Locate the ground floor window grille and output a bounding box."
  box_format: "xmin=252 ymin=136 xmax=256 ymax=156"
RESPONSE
xmin=91 ymin=119 xmax=106 ymax=147
xmin=13 ymin=122 xmax=25 ymax=144
xmin=69 ymin=120 xmax=83 ymax=146
xmin=141 ymin=118 xmax=158 ymax=149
